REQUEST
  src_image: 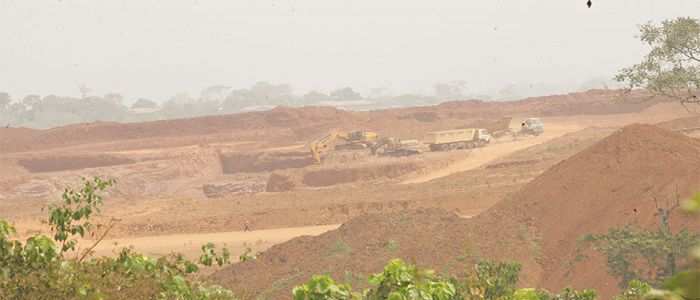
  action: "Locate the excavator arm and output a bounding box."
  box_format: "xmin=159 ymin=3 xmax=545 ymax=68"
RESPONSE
xmin=309 ymin=131 xmax=348 ymax=164
xmin=369 ymin=138 xmax=391 ymax=155
xmin=309 ymin=130 xmax=380 ymax=164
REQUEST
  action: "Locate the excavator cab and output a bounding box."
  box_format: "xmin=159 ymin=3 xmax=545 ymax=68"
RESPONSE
xmin=347 ymin=131 xmax=366 ymax=142
xmin=334 ymin=131 xmax=379 ymax=150
xmin=310 ymin=130 xmax=380 ymax=164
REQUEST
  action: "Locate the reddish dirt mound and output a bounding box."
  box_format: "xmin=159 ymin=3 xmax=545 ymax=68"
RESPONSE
xmin=0 ymin=106 xmax=353 ymax=152
xmin=17 ymin=155 xmax=135 ymax=173
xmin=657 ymin=115 xmax=700 ymax=131
xmin=218 ymin=151 xmax=314 ymax=174
xmin=373 ymin=89 xmax=669 ymax=122
xmin=211 ymin=208 xmax=535 ymax=300
xmin=214 ymin=123 xmax=700 ymax=299
xmin=476 ymin=123 xmax=700 ymax=297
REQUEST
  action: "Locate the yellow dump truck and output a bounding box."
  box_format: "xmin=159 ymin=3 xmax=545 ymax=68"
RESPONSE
xmin=423 ymin=128 xmax=491 ymax=151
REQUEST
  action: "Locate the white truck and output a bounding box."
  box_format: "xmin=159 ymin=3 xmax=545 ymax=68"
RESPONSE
xmin=423 ymin=128 xmax=491 ymax=151
xmin=520 ymin=118 xmax=544 ymax=136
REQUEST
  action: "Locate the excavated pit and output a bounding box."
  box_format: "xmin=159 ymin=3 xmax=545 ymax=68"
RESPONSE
xmin=18 ymin=155 xmax=135 ymax=173
xmin=301 ymin=163 xmax=419 ymax=187
xmin=218 ymin=151 xmax=314 ymax=174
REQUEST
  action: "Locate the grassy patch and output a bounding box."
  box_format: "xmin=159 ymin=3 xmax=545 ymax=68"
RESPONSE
xmin=386 ymin=240 xmax=398 ymax=252
xmin=257 ymin=269 xmax=302 ymax=300
xmin=327 ymin=240 xmax=353 ymax=257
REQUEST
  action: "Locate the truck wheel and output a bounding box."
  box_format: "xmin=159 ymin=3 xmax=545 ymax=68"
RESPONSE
xmin=449 ymin=143 xmax=458 ymax=150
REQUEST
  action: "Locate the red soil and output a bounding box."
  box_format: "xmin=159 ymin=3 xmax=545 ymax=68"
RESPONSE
xmin=212 ymin=123 xmax=700 ymax=299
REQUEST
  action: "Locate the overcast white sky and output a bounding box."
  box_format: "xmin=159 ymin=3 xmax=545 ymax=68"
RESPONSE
xmin=1 ymin=0 xmax=698 ymax=103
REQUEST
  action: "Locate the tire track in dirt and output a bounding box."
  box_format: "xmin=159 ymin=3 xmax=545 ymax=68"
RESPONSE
xmin=402 ymin=124 xmax=583 ymax=184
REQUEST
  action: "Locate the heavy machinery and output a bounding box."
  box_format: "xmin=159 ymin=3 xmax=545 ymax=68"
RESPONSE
xmin=423 ymin=128 xmax=491 ymax=151
xmin=309 ymin=130 xmax=379 ymax=164
xmin=370 ymin=138 xmax=422 ymax=157
xmin=520 ymin=117 xmax=544 ymax=136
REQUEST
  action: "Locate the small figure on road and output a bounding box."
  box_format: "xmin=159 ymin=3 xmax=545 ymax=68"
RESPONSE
xmin=244 ymin=218 xmax=251 ymax=232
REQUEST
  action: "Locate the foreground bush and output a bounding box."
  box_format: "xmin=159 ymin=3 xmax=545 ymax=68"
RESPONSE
xmin=0 ymin=177 xmax=236 ymax=299
xmin=293 ymin=259 xmax=595 ymax=300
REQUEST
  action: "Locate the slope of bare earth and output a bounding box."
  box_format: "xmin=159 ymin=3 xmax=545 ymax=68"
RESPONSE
xmin=211 ymin=124 xmax=700 ymax=300
xmin=496 ymin=123 xmax=700 ymax=297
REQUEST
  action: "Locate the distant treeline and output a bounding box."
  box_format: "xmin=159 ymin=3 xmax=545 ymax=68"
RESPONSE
xmin=0 ymin=81 xmax=478 ymax=129
xmin=1 ymin=77 xmax=613 ymax=129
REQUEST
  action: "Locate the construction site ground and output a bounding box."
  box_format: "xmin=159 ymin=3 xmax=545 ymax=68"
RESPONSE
xmin=1 ymin=89 xmax=699 ymax=298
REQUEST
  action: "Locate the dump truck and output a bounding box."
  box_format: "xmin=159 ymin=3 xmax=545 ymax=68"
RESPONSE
xmin=309 ymin=130 xmax=380 ymax=164
xmin=423 ymin=128 xmax=491 ymax=151
xmin=520 ymin=118 xmax=544 ymax=136
xmin=370 ymin=138 xmax=422 ymax=157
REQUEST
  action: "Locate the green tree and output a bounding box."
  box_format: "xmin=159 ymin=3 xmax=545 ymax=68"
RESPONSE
xmin=577 ymin=189 xmax=700 ymax=288
xmin=363 ymin=259 xmax=457 ymax=300
xmin=293 ymin=275 xmax=355 ymax=300
xmin=1 ymin=177 xmax=237 ymax=299
xmin=616 ymin=17 xmax=700 ymax=111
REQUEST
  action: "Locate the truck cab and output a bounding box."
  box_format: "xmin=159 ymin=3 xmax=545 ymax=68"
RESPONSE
xmin=477 ymin=129 xmax=491 ymax=142
xmin=521 ymin=118 xmax=544 ymax=136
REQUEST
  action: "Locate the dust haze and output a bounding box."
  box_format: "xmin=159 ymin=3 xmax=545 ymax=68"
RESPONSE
xmin=1 ymin=2 xmax=699 ymax=300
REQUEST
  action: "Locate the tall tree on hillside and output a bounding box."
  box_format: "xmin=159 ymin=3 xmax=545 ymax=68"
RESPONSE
xmin=616 ymin=17 xmax=700 ymax=111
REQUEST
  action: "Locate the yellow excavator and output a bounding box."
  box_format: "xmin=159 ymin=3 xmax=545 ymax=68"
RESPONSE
xmin=310 ymin=131 xmax=379 ymax=164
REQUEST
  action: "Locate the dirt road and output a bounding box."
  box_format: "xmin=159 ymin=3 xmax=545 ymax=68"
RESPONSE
xmin=402 ymin=124 xmax=582 ymax=184
xmin=87 ymin=224 xmax=340 ymax=260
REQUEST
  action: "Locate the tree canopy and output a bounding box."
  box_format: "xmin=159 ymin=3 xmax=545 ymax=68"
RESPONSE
xmin=616 ymin=17 xmax=700 ymax=111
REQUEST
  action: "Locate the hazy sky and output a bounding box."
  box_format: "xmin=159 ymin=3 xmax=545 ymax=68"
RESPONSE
xmin=1 ymin=0 xmax=698 ymax=103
